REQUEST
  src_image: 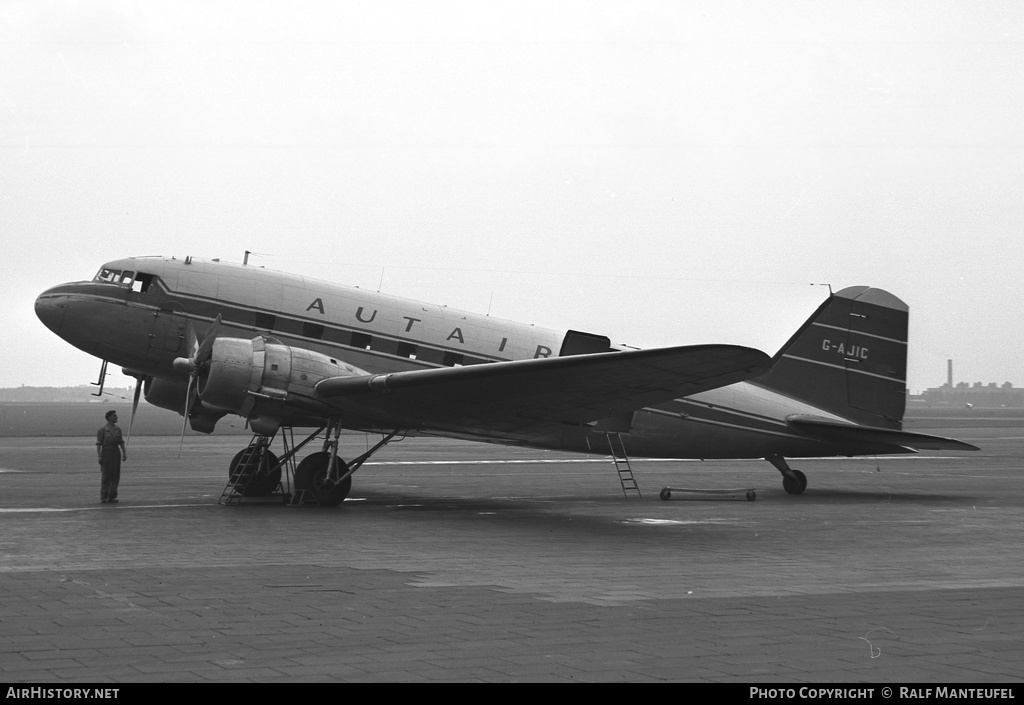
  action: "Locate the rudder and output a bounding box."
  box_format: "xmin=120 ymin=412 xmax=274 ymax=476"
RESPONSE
xmin=753 ymin=286 xmax=908 ymax=428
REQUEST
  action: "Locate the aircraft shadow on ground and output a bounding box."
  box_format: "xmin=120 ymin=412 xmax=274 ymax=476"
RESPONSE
xmin=775 ymin=487 xmax=983 ymax=505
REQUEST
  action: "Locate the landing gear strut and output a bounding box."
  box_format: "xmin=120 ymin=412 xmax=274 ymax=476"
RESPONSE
xmin=291 ymin=423 xmax=401 ymax=507
xmin=766 ymin=455 xmax=807 ymax=495
xmin=219 ymin=422 xmax=402 ymax=507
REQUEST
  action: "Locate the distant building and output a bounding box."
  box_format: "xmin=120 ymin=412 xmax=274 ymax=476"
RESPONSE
xmin=911 ymin=358 xmax=1024 ymax=408
xmin=915 ymin=381 xmax=1024 ymax=408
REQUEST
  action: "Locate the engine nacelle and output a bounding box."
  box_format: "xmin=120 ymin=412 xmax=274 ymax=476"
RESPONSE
xmin=142 ymin=376 xmax=225 ymax=433
xmin=198 ymin=337 xmax=365 ymax=433
xmin=143 ymin=376 xmax=189 ymax=414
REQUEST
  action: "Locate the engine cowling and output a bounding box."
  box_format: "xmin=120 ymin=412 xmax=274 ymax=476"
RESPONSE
xmin=142 ymin=376 xmax=225 ymax=433
xmin=143 ymin=376 xmax=189 ymax=413
xmin=197 ymin=337 xmax=366 ymax=434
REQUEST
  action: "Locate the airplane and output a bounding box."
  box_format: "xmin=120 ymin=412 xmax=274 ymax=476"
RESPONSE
xmin=34 ymin=255 xmax=978 ymax=505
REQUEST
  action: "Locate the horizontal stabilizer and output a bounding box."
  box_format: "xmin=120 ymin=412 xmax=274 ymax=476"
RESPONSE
xmin=786 ymin=415 xmax=980 ymax=451
xmin=316 ymin=345 xmax=771 ymax=439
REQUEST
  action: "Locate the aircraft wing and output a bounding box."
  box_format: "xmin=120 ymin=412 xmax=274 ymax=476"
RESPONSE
xmin=316 ymin=345 xmax=771 ymax=439
xmin=786 ymin=415 xmax=980 ymax=451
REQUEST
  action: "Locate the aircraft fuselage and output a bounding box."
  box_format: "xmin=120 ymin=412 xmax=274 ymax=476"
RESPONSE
xmin=34 ymin=256 xmax=901 ymax=461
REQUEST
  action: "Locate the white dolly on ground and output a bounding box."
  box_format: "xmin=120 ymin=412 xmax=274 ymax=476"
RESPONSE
xmin=659 ymin=487 xmax=757 ymax=501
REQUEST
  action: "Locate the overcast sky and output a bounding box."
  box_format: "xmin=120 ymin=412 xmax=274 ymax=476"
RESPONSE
xmin=3 ymin=0 xmax=1021 ymax=394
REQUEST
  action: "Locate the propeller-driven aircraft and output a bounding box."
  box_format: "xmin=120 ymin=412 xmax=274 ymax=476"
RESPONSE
xmin=35 ymin=256 xmax=977 ymax=505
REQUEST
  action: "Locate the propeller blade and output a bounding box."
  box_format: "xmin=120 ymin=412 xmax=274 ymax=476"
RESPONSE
xmin=194 ymin=314 xmax=222 ymax=368
xmin=177 ymin=374 xmax=195 ymax=459
xmin=125 ymin=380 xmax=143 ymax=449
xmin=176 ymin=315 xmax=221 ymax=459
xmin=183 ymin=319 xmax=199 ymax=359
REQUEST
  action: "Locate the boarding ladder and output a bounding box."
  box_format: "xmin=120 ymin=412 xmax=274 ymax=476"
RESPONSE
xmin=219 ymin=435 xmax=276 ymax=505
xmin=606 ymin=432 xmax=641 ymax=498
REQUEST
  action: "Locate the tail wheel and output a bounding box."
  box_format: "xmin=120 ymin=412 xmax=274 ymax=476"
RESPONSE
xmin=229 ymin=449 xmax=282 ymax=497
xmin=295 ymin=451 xmax=352 ymax=506
xmin=782 ymin=469 xmax=807 ymax=495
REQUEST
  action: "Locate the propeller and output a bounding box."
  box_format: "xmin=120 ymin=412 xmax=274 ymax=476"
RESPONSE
xmin=124 ymin=378 xmax=143 ymax=449
xmin=172 ymin=315 xmax=221 ymax=458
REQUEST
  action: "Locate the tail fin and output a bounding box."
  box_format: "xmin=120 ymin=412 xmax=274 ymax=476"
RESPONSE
xmin=754 ymin=286 xmax=908 ymax=429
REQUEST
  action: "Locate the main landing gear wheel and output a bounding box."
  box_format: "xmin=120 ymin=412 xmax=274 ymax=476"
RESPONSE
xmin=229 ymin=449 xmax=281 ymax=497
xmin=295 ymin=451 xmax=352 ymax=507
xmin=782 ymin=469 xmax=807 ymax=495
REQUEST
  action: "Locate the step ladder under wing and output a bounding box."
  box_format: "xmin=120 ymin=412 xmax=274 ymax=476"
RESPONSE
xmin=606 ymin=432 xmax=641 ymax=498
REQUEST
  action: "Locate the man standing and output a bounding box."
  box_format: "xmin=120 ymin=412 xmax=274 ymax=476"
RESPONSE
xmin=96 ymin=410 xmax=127 ymax=503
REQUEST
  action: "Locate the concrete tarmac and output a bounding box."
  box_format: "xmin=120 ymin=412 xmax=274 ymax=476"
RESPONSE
xmin=0 ymin=420 xmax=1022 ymax=683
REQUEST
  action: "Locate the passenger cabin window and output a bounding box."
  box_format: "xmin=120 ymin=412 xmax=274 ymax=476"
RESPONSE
xmin=397 ymin=343 xmax=418 ymax=360
xmin=303 ymin=322 xmax=325 ymax=340
xmin=255 ymin=313 xmax=276 ymax=330
xmin=443 ymin=352 xmax=464 ymax=367
xmin=351 ymin=332 xmax=372 ymax=350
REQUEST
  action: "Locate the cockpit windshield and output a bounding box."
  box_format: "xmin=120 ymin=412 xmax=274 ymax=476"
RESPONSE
xmin=94 ymin=268 xmax=155 ymax=293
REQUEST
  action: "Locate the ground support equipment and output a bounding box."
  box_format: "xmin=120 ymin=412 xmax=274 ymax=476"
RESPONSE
xmin=658 ymin=487 xmax=757 ymax=501
xmin=219 ymin=426 xmax=324 ymax=505
xmin=606 ymin=432 xmax=641 ymax=498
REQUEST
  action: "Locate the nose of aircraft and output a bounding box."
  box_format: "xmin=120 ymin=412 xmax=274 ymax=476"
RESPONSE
xmin=35 ymin=286 xmax=68 ymax=334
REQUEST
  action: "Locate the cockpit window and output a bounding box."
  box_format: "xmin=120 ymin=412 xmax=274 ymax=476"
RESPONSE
xmin=93 ymin=268 xmax=155 ymax=293
xmin=132 ymin=273 xmax=154 ymax=293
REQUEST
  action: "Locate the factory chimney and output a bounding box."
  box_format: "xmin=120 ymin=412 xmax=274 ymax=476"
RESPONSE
xmin=947 ymin=359 xmax=953 ymax=388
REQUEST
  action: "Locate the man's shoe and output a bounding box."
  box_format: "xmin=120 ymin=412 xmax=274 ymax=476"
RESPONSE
xmin=108 ymin=499 xmax=119 ymax=504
